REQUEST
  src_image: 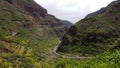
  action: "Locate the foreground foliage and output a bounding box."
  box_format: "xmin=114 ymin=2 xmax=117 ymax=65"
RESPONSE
xmin=55 ymin=49 xmax=120 ymax=68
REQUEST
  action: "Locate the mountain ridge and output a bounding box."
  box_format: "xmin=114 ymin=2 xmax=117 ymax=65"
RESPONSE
xmin=85 ymin=1 xmax=117 ymax=18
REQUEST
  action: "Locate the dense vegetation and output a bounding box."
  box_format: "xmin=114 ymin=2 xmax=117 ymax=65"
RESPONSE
xmin=57 ymin=0 xmax=120 ymax=56
xmin=32 ymin=48 xmax=120 ymax=68
xmin=55 ymin=49 xmax=120 ymax=68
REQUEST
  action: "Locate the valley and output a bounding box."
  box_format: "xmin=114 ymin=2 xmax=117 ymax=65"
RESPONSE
xmin=0 ymin=0 xmax=120 ymax=68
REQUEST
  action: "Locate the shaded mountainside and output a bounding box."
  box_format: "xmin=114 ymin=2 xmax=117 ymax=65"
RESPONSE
xmin=0 ymin=0 xmax=69 ymax=67
xmin=57 ymin=0 xmax=120 ymax=56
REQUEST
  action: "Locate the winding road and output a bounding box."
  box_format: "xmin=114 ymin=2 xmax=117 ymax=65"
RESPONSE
xmin=53 ymin=42 xmax=91 ymax=59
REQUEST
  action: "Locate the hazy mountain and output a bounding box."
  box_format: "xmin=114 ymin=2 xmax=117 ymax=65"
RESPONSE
xmin=61 ymin=20 xmax=73 ymax=29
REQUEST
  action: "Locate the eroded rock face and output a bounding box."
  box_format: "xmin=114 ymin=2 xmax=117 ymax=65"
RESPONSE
xmin=5 ymin=0 xmax=47 ymax=18
xmin=0 ymin=0 xmax=68 ymax=38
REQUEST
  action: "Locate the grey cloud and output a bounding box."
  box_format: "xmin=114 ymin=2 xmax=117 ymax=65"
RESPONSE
xmin=35 ymin=0 xmax=115 ymax=23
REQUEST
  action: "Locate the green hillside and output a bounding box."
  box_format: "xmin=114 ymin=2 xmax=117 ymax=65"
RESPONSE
xmin=0 ymin=0 xmax=67 ymax=67
xmin=57 ymin=0 xmax=120 ymax=56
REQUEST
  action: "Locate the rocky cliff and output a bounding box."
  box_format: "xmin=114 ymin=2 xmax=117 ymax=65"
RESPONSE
xmin=1 ymin=0 xmax=67 ymax=38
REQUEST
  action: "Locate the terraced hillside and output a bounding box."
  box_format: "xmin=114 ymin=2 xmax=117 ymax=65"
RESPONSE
xmin=0 ymin=0 xmax=70 ymax=67
xmin=57 ymin=0 xmax=120 ymax=56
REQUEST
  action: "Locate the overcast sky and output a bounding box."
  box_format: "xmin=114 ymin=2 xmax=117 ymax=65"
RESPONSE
xmin=34 ymin=0 xmax=115 ymax=23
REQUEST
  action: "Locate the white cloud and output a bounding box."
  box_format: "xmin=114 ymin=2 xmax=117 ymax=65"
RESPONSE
xmin=34 ymin=0 xmax=116 ymax=23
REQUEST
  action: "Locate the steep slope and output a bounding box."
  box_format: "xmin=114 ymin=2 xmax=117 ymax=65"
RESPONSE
xmin=57 ymin=0 xmax=120 ymax=56
xmin=1 ymin=0 xmax=67 ymax=38
xmin=0 ymin=0 xmax=68 ymax=67
xmin=85 ymin=1 xmax=116 ymax=18
xmin=85 ymin=7 xmax=106 ymax=18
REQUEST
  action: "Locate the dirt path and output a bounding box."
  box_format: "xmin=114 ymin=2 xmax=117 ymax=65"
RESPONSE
xmin=53 ymin=42 xmax=91 ymax=59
